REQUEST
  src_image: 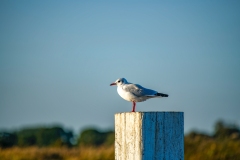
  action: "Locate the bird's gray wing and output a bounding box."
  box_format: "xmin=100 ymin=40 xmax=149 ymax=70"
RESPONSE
xmin=123 ymin=83 xmax=158 ymax=97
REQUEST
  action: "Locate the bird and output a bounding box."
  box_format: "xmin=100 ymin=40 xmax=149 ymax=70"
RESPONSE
xmin=110 ymin=78 xmax=168 ymax=112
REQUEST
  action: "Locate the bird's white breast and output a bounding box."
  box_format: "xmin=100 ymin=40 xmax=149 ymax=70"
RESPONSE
xmin=117 ymin=86 xmax=136 ymax=102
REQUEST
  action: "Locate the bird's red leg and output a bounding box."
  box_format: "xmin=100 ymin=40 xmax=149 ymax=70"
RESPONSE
xmin=132 ymin=101 xmax=136 ymax=112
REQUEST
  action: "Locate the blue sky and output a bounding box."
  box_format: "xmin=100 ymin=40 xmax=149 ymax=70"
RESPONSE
xmin=1 ymin=1 xmax=240 ymax=134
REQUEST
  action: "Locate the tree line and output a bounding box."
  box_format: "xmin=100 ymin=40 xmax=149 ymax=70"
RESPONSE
xmin=184 ymin=120 xmax=240 ymax=159
xmin=0 ymin=120 xmax=239 ymax=148
xmin=0 ymin=126 xmax=114 ymax=148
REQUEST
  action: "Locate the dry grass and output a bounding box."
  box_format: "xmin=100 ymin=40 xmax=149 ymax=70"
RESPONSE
xmin=185 ymin=137 xmax=240 ymax=160
xmin=0 ymin=146 xmax=114 ymax=160
xmin=1 ymin=139 xmax=240 ymax=160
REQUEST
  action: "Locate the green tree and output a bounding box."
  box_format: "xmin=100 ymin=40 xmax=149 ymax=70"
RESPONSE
xmin=16 ymin=126 xmax=73 ymax=147
xmin=0 ymin=132 xmax=17 ymax=148
xmin=214 ymin=120 xmax=240 ymax=140
xmin=78 ymin=128 xmax=114 ymax=146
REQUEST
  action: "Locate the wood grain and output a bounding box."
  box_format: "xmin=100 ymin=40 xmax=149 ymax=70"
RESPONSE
xmin=115 ymin=112 xmax=184 ymax=160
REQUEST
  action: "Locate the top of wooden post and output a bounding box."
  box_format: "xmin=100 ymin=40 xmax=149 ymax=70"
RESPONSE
xmin=115 ymin=111 xmax=184 ymax=115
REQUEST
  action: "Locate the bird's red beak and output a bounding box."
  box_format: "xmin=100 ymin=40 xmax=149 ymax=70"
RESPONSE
xmin=110 ymin=82 xmax=116 ymax=86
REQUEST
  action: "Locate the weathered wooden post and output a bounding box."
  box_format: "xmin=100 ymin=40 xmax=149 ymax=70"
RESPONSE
xmin=115 ymin=112 xmax=184 ymax=160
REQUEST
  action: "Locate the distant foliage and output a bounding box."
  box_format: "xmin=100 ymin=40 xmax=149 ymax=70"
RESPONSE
xmin=214 ymin=120 xmax=240 ymax=140
xmin=0 ymin=126 xmax=73 ymax=148
xmin=0 ymin=132 xmax=17 ymax=148
xmin=17 ymin=126 xmax=73 ymax=147
xmin=77 ymin=128 xmax=114 ymax=146
xmin=0 ymin=126 xmax=115 ymax=148
xmin=16 ymin=126 xmax=73 ymax=147
xmin=185 ymin=120 xmax=240 ymax=160
xmin=185 ymin=133 xmax=240 ymax=160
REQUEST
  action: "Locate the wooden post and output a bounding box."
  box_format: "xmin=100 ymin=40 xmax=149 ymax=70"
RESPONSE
xmin=115 ymin=112 xmax=184 ymax=160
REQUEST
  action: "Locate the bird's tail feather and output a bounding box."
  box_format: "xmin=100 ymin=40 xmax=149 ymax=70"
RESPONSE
xmin=156 ymin=93 xmax=168 ymax=97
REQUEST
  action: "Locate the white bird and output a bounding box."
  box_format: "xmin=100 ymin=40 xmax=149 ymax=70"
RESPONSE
xmin=110 ymin=78 xmax=168 ymax=112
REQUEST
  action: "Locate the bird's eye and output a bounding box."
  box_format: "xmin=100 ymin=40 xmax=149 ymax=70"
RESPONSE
xmin=118 ymin=80 xmax=120 ymax=83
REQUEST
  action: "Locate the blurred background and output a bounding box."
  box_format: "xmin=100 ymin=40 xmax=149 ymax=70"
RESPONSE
xmin=0 ymin=1 xmax=240 ymax=159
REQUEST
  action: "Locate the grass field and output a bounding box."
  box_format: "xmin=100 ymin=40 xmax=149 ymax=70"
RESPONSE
xmin=0 ymin=146 xmax=114 ymax=160
xmin=0 ymin=138 xmax=240 ymax=160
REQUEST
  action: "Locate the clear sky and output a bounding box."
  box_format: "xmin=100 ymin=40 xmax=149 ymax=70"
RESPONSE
xmin=1 ymin=1 xmax=240 ymax=134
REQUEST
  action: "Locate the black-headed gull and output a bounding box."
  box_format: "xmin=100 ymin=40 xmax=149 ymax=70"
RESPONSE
xmin=110 ymin=78 xmax=168 ymax=112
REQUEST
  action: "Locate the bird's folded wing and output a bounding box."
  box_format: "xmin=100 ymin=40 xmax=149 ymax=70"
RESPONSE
xmin=123 ymin=84 xmax=157 ymax=97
